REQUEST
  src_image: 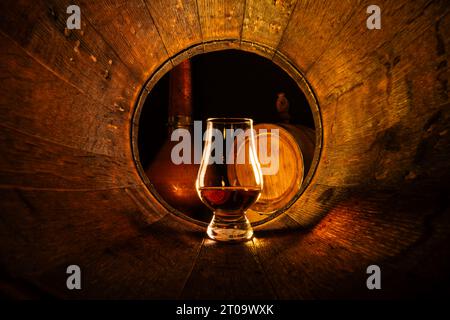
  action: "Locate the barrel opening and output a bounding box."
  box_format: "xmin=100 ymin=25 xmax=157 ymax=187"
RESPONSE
xmin=132 ymin=43 xmax=322 ymax=226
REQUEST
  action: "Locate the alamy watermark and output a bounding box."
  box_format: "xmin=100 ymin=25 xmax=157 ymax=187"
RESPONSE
xmin=367 ymin=5 xmax=381 ymax=30
xmin=170 ymin=121 xmax=280 ymax=175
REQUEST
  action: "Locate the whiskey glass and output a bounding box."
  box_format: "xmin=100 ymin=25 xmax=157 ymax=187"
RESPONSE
xmin=196 ymin=118 xmax=263 ymax=242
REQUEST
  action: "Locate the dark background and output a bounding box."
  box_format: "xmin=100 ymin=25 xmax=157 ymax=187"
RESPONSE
xmin=138 ymin=50 xmax=314 ymax=169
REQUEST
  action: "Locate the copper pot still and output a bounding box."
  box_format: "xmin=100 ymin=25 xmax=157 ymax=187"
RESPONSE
xmin=145 ymin=60 xmax=210 ymax=221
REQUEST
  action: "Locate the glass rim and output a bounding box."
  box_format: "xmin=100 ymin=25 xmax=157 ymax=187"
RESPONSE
xmin=206 ymin=117 xmax=253 ymax=124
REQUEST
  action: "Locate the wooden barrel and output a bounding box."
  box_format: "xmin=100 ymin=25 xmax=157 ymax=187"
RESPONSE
xmin=0 ymin=0 xmax=449 ymax=299
xmin=144 ymin=60 xmax=211 ymax=222
xmin=242 ymin=123 xmax=315 ymax=221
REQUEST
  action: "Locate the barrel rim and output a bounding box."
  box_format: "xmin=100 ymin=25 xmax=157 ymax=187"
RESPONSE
xmin=130 ymin=39 xmax=323 ymax=228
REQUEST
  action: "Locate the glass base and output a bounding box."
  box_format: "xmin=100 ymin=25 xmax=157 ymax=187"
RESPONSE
xmin=206 ymin=213 xmax=253 ymax=242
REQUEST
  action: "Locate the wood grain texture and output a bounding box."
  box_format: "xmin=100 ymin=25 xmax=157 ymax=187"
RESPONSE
xmin=0 ymin=0 xmax=139 ymax=111
xmin=0 ymin=33 xmax=130 ymax=157
xmin=276 ymin=0 xmax=361 ymax=72
xmin=0 ymin=188 xmax=150 ymax=279
xmin=64 ymin=215 xmax=204 ymax=299
xmin=282 ymin=1 xmax=450 ymax=225
xmin=306 ymin=0 xmax=449 ymax=107
xmin=0 ymin=193 xmax=191 ymax=298
xmin=0 ymin=124 xmax=137 ymax=190
xmin=255 ymin=186 xmax=450 ymax=298
xmin=242 ymin=0 xmax=297 ymax=52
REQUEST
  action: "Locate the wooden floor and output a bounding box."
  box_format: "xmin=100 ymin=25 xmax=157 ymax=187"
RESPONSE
xmin=0 ymin=0 xmax=449 ymax=298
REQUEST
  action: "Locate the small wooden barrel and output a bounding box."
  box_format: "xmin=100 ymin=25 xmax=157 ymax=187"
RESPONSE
xmin=277 ymin=123 xmax=316 ymax=174
xmin=245 ymin=123 xmax=316 ymax=221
